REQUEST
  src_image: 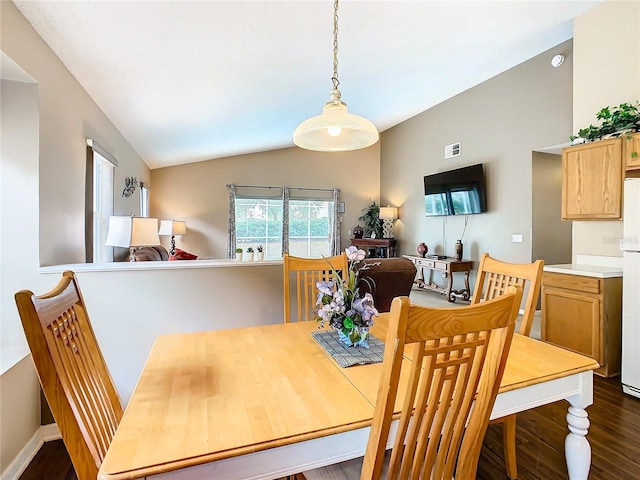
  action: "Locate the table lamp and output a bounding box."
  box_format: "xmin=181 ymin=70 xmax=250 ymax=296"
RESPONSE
xmin=379 ymin=206 xmax=398 ymax=238
xmin=105 ymin=216 xmax=160 ymax=262
xmin=158 ymin=219 xmax=187 ymax=256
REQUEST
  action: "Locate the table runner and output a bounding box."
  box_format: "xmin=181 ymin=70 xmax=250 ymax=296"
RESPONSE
xmin=311 ymin=330 xmax=385 ymax=368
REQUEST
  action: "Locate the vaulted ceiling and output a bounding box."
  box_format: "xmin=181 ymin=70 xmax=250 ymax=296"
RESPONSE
xmin=14 ymin=0 xmax=602 ymax=169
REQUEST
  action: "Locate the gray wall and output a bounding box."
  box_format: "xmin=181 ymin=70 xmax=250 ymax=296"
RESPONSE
xmin=1 ymin=0 xmax=150 ymax=268
xmin=380 ymin=40 xmax=574 ymax=288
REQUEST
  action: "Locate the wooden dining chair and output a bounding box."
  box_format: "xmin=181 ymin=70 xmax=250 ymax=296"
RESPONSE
xmin=283 ymin=253 xmax=349 ymax=323
xmin=470 ymin=252 xmax=544 ymax=479
xmin=14 ymin=271 xmax=123 ymax=480
xmin=303 ymin=285 xmax=522 ymax=480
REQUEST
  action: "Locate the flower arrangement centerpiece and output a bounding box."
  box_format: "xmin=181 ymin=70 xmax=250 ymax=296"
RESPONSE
xmin=315 ymin=246 xmax=379 ymax=347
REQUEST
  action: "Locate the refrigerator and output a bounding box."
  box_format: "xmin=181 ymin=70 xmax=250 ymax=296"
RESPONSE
xmin=622 ymin=177 xmax=640 ymax=398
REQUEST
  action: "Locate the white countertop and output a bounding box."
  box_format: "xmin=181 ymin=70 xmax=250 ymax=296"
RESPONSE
xmin=543 ymin=264 xmax=623 ymax=278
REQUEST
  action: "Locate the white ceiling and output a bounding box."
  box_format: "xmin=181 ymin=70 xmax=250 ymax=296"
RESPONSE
xmin=13 ymin=0 xmax=602 ymax=169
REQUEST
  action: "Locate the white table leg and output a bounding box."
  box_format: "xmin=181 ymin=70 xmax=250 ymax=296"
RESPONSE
xmin=565 ymin=405 xmax=591 ymax=479
xmin=565 ymin=371 xmax=593 ymax=480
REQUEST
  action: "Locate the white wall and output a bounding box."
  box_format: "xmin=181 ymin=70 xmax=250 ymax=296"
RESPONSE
xmin=0 ymin=77 xmax=42 ymax=362
xmin=41 ymin=262 xmax=286 ymax=405
xmin=571 ymin=0 xmax=640 ymax=260
xmin=0 ymin=75 xmax=46 ymax=477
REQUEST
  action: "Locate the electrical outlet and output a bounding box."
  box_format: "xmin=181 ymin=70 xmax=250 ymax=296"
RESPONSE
xmin=512 ymin=234 xmax=523 ymax=243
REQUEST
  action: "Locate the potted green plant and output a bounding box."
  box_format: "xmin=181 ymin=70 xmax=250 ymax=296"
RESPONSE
xmin=571 ymin=101 xmax=640 ymax=145
xmin=358 ymin=201 xmax=383 ymax=239
xmin=235 ymin=247 xmax=243 ymax=261
xmin=255 ymin=244 xmax=264 ymax=261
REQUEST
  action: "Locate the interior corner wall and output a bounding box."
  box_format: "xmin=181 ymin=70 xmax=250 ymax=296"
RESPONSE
xmin=0 ymin=77 xmax=43 ymax=478
xmin=1 ymin=1 xmax=150 ymax=267
xmin=571 ymin=0 xmax=640 ymax=261
xmin=532 ymin=152 xmax=572 ymax=266
xmin=380 ymin=40 xmax=573 ymax=275
xmin=149 ymin=144 xmax=381 ymax=259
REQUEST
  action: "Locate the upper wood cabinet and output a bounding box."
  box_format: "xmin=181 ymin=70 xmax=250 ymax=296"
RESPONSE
xmin=562 ymin=137 xmax=623 ymax=220
xmin=624 ymin=132 xmax=640 ymax=171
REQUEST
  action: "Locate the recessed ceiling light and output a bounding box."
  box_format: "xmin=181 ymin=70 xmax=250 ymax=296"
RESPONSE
xmin=551 ymin=54 xmax=565 ymax=68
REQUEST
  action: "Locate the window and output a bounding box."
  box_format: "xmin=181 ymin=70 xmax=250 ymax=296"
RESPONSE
xmin=229 ymin=185 xmax=340 ymax=259
xmin=288 ymin=199 xmax=334 ymax=257
xmin=235 ymin=197 xmax=283 ymax=259
xmin=140 ymin=182 xmax=150 ymax=217
xmin=85 ymin=139 xmax=117 ymax=263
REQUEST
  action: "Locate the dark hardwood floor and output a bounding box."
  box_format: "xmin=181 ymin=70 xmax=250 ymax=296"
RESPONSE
xmin=19 ymin=376 xmax=640 ymax=480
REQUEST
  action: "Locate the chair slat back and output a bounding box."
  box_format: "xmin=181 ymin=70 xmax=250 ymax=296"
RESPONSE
xmin=283 ymin=253 xmax=349 ymax=323
xmin=470 ymin=253 xmax=544 ymax=337
xmin=361 ymin=286 xmax=522 ymax=480
xmin=15 ymin=271 xmax=123 ymax=480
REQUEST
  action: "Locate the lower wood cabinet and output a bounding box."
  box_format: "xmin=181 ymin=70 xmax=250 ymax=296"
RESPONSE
xmin=541 ymin=271 xmax=622 ymax=377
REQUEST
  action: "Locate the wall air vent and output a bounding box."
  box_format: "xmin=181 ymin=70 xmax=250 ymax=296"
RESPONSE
xmin=444 ymin=142 xmax=461 ymax=159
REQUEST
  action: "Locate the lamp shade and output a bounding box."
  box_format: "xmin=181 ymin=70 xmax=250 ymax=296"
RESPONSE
xmin=379 ymin=206 xmax=398 ymax=219
xmin=105 ymin=216 xmax=160 ymax=248
xmin=158 ymin=220 xmax=187 ymax=236
xmin=293 ymin=101 xmax=379 ymax=152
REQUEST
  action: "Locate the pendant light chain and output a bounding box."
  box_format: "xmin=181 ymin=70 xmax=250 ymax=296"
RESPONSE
xmin=331 ymin=0 xmax=340 ymax=95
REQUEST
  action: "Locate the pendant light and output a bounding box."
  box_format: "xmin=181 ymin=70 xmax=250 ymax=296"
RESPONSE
xmin=293 ymin=0 xmax=379 ymax=152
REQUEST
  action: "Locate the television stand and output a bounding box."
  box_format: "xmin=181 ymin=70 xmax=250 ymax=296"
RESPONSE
xmin=403 ymin=255 xmax=473 ymax=303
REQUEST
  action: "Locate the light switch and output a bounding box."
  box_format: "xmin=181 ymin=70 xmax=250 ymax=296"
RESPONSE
xmin=512 ymin=234 xmax=523 ymax=243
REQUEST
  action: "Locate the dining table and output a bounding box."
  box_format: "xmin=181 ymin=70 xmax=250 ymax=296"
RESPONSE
xmin=98 ymin=317 xmax=599 ymax=480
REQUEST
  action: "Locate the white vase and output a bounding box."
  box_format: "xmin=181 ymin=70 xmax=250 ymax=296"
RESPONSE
xmin=244 ymin=252 xmax=254 ymax=261
xmin=255 ymin=252 xmax=264 ymax=261
xmin=235 ymin=253 xmax=242 ymax=261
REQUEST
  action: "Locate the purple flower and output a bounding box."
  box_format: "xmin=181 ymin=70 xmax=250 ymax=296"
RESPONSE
xmin=353 ymin=293 xmax=378 ymax=314
xmin=316 ymin=280 xmax=334 ymax=296
xmin=345 ymin=246 xmax=366 ymax=261
xmin=353 ymin=293 xmax=379 ymax=324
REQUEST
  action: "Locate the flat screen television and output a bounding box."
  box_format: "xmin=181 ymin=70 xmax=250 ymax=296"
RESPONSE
xmin=424 ymin=163 xmax=487 ymax=216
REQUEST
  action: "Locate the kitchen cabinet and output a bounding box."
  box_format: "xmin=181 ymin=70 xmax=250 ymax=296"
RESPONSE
xmin=541 ymin=270 xmax=622 ymax=377
xmin=624 ymin=132 xmax=640 ymax=172
xmin=562 ymin=137 xmax=624 ymax=220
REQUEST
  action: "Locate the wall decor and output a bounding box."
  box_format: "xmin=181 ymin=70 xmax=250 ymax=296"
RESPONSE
xmin=122 ymin=176 xmax=138 ymax=198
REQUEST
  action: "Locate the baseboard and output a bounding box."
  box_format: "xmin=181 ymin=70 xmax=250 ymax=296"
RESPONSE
xmin=40 ymin=423 xmax=62 ymax=442
xmin=1 ymin=424 xmax=61 ymax=480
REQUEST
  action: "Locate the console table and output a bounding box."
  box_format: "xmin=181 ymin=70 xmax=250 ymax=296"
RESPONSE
xmin=403 ymin=255 xmax=473 ymax=302
xmin=350 ymin=238 xmax=397 ymax=258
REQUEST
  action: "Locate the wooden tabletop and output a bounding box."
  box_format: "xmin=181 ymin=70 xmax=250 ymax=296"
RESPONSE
xmin=99 ymin=319 xmax=598 ymax=480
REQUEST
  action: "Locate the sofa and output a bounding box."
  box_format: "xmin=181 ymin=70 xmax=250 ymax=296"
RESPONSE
xmin=132 ymin=246 xmax=200 ymax=261
xmin=131 ymin=246 xmax=169 ymax=261
xmin=356 ymin=257 xmax=417 ymax=312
